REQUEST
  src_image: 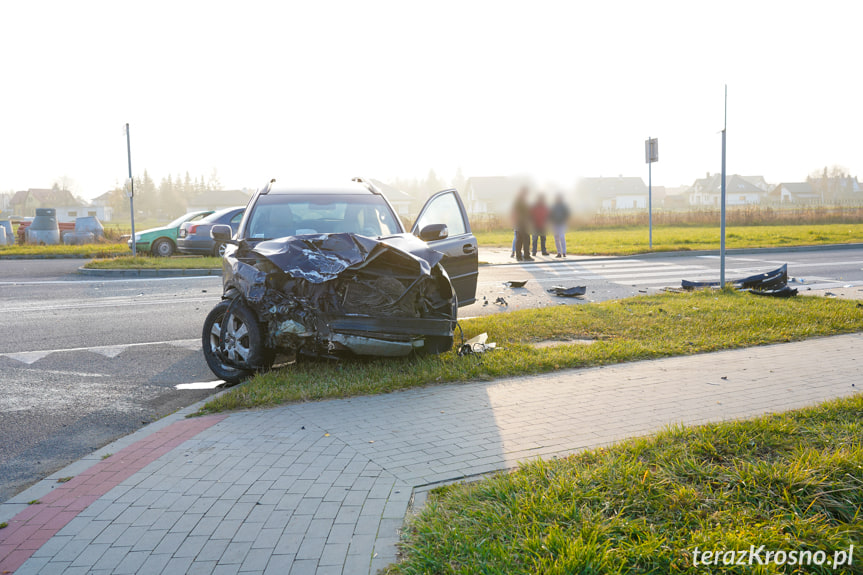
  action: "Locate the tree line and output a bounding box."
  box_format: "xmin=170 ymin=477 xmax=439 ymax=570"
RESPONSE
xmin=105 ymin=169 xmax=224 ymax=219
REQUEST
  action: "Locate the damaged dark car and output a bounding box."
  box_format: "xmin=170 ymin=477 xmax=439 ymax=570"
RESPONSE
xmin=202 ymin=178 xmax=478 ymax=383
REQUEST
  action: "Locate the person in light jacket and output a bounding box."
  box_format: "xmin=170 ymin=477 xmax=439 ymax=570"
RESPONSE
xmin=549 ymin=193 xmax=570 ymax=258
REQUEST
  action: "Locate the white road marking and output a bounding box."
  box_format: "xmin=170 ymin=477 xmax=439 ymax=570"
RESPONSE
xmin=1 ymin=296 xmax=218 ymax=313
xmin=0 ymin=338 xmax=201 ymax=364
xmin=175 ymin=380 xmax=224 ymax=390
xmin=0 ymin=276 xmax=217 ymax=286
xmin=12 ymin=368 xmax=110 ymax=377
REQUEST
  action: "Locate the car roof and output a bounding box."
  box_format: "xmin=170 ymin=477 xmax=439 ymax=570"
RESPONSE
xmin=264 ymin=181 xmax=377 ymax=196
xmin=201 ymin=206 xmax=245 ymax=220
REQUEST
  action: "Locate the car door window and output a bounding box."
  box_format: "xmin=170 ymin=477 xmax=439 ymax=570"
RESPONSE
xmin=415 ymin=192 xmax=466 ymax=236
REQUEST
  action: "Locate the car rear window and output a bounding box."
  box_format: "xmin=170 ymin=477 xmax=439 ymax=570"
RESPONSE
xmin=245 ymin=194 xmax=401 ymax=240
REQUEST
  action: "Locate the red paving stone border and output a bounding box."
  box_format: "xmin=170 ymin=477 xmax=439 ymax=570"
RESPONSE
xmin=0 ymin=414 xmax=226 ymax=574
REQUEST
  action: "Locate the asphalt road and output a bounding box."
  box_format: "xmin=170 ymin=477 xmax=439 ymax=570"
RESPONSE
xmin=2 ymin=248 xmax=862 ymax=502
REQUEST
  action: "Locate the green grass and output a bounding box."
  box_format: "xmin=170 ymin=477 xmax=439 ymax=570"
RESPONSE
xmin=389 ymin=395 xmax=863 ymax=574
xmin=476 ymin=223 xmax=863 ymax=255
xmin=0 ymin=243 xmax=129 ymax=258
xmin=83 ymin=255 xmax=222 ymax=269
xmin=195 ymin=290 xmax=863 ymax=415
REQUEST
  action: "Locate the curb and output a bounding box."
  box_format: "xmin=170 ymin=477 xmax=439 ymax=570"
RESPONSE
xmin=0 ymin=385 xmax=234 ymax=523
xmin=0 ymin=254 xmax=100 ymax=260
xmin=76 ymin=267 xmax=221 ymax=277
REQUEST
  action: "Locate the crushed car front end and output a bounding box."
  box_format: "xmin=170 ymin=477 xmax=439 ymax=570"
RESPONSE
xmin=204 ymin=232 xmax=456 ymax=382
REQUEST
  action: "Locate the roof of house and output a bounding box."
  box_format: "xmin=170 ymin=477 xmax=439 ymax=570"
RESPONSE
xmin=771 ymin=182 xmax=818 ymax=197
xmin=11 ymin=188 xmax=79 ymax=207
xmin=576 ymin=177 xmax=647 ymax=198
xmin=687 ymin=174 xmax=765 ymax=195
xmin=740 ymin=175 xmax=770 ymax=190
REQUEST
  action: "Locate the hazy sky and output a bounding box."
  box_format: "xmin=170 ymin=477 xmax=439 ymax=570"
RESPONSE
xmin=2 ymin=1 xmax=860 ymax=199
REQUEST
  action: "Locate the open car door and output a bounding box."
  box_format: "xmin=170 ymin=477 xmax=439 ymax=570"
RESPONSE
xmin=411 ymin=189 xmax=478 ymax=306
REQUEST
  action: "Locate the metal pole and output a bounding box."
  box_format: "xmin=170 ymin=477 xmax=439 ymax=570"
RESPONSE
xmin=126 ymin=123 xmax=136 ymax=256
xmin=648 ymin=149 xmax=653 ymax=250
xmin=720 ymin=86 xmax=727 ymax=288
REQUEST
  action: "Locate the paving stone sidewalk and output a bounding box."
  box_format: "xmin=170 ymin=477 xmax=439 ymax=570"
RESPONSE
xmin=2 ymin=334 xmax=861 ymax=574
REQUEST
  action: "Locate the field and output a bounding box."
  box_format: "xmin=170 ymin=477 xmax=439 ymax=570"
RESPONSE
xmin=475 ymin=223 xmax=863 ymax=255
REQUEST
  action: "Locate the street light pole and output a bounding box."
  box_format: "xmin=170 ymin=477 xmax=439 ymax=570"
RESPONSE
xmin=125 ymin=123 xmax=136 ymax=256
xmin=720 ymin=87 xmax=727 ymax=288
xmin=645 ymin=137 xmax=658 ymax=249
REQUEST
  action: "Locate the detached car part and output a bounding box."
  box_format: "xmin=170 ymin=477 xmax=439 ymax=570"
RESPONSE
xmin=681 ymin=264 xmax=797 ymax=296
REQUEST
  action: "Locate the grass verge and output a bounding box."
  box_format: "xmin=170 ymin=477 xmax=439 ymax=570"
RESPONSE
xmin=83 ymin=255 xmax=222 ymax=269
xmin=195 ymin=290 xmax=863 ymax=415
xmin=0 ymin=243 xmax=129 ymax=258
xmin=389 ymin=394 xmax=863 ymax=574
xmin=475 ymin=222 xmax=863 ymax=255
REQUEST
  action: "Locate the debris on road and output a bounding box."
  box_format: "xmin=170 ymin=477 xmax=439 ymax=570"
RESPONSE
xmin=505 ymin=280 xmax=528 ymax=288
xmin=458 ymin=332 xmax=496 ymax=357
xmin=494 ymin=297 xmax=508 ymax=306
xmin=547 ymin=285 xmax=587 ymax=297
xmin=682 ymin=264 xmax=797 ymax=297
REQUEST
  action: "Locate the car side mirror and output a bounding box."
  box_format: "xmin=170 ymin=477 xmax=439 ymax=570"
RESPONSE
xmin=211 ymin=224 xmax=237 ymax=244
xmin=418 ymin=223 xmax=448 ymax=242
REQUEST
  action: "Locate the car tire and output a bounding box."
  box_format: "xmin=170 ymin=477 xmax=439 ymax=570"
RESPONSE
xmin=202 ymin=300 xmax=270 ymax=384
xmin=152 ymin=238 xmax=175 ymax=257
xmin=213 ymin=242 xmax=226 ymax=257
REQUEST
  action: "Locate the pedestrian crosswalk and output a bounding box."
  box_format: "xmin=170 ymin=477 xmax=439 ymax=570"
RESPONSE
xmin=522 ymin=258 xmax=860 ymax=290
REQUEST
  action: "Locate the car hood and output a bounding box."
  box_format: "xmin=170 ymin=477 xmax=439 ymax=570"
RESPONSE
xmin=249 ymin=233 xmax=444 ymax=284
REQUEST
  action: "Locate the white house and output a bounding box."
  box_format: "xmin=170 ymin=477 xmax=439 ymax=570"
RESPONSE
xmin=769 ymin=182 xmax=820 ymax=203
xmin=54 ymin=205 xmax=112 ymax=222
xmin=576 ymin=176 xmax=652 ymax=210
xmin=686 ymin=174 xmax=767 ymax=206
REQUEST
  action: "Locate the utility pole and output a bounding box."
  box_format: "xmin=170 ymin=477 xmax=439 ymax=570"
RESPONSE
xmin=720 ymin=87 xmax=727 ymax=288
xmin=125 ymin=123 xmax=136 ymax=256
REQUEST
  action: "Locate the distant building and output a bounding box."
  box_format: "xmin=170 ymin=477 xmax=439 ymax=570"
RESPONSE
xmin=739 ymin=175 xmax=771 ymax=192
xmin=0 ymin=192 xmax=12 ymax=213
xmin=10 ymin=187 xmax=78 ymax=217
xmin=576 ymin=176 xmax=652 ymax=210
xmin=369 ymin=179 xmax=418 ymax=218
xmin=462 ymin=176 xmax=523 ymax=216
xmin=769 ymin=182 xmax=821 ymax=203
xmin=685 ymin=173 xmax=767 ymax=206
xmin=54 ymin=205 xmax=113 ymax=222
xmin=661 ymin=186 xmax=691 ymax=209
xmin=806 ymin=174 xmax=862 ymax=203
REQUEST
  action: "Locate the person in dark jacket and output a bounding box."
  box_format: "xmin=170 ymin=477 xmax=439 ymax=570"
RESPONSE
xmin=530 ymin=193 xmax=550 ymax=256
xmin=549 ymin=193 xmax=570 ymax=258
xmin=511 ymin=187 xmax=533 ymax=261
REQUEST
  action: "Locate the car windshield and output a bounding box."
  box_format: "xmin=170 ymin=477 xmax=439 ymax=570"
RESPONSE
xmin=244 ymin=194 xmax=401 ymax=240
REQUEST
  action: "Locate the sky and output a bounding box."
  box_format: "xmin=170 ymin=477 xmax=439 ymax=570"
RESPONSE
xmin=1 ymin=0 xmax=861 ymax=200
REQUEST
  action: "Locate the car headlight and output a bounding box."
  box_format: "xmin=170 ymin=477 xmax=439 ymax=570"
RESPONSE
xmin=134 ymin=234 xmax=142 ymax=241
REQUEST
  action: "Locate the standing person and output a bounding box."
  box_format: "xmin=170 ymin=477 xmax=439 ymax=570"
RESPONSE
xmin=549 ymin=193 xmax=570 ymax=258
xmin=530 ymin=193 xmax=550 ymax=256
xmin=511 ymin=186 xmax=533 ymax=261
